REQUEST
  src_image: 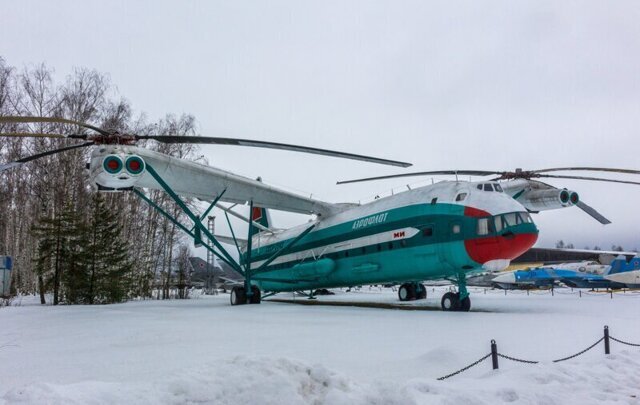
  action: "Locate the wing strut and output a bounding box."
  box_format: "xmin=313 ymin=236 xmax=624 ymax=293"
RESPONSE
xmin=136 ymin=165 xmax=320 ymax=303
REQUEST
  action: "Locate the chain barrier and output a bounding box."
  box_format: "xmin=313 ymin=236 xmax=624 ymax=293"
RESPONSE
xmin=610 ymin=336 xmax=640 ymax=347
xmin=436 ymin=353 xmax=491 ymax=381
xmin=552 ymin=337 xmax=604 ymax=363
xmin=437 ymin=326 xmax=639 ymax=380
xmin=497 ymin=353 xmax=539 ymax=364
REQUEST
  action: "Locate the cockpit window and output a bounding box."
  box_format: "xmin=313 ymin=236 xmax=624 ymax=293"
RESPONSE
xmin=477 ymin=184 xmax=482 ymax=190
xmin=455 ymin=192 xmax=468 ymax=202
xmin=477 ymin=218 xmax=490 ymax=235
xmin=483 ymin=184 xmax=493 ymax=192
xmin=494 ymin=184 xmax=503 ymax=192
xmin=494 ymin=216 xmax=503 ymax=232
xmin=503 ymin=213 xmax=518 ymax=226
xmin=518 ymin=212 xmax=533 ymax=224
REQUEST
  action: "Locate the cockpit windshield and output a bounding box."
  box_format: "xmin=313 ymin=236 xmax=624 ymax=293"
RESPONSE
xmin=481 ymin=212 xmax=534 ymax=237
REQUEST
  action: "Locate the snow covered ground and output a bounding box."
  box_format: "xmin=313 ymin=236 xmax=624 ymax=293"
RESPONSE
xmin=1 ymin=287 xmax=639 ymax=404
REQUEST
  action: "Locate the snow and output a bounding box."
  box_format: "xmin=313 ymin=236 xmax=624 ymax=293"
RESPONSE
xmin=1 ymin=288 xmax=639 ymax=404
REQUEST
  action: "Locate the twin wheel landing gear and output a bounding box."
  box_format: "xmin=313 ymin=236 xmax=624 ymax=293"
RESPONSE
xmin=230 ymin=286 xmax=262 ymax=305
xmin=440 ymin=273 xmax=471 ymax=312
xmin=441 ymin=292 xmax=471 ymax=312
xmin=398 ymin=283 xmax=427 ymax=302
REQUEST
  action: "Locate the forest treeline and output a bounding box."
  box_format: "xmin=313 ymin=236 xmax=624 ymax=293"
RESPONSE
xmin=0 ymin=57 xmax=198 ymax=304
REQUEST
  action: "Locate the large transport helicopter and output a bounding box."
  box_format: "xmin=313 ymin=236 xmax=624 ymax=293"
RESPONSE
xmin=2 ymin=116 xmax=640 ymax=311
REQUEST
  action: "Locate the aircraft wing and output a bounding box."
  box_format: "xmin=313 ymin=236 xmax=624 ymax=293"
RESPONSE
xmin=133 ymin=147 xmax=342 ymax=216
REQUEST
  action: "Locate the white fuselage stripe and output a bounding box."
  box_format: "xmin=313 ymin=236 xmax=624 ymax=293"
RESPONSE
xmin=250 ymin=227 xmax=419 ymax=269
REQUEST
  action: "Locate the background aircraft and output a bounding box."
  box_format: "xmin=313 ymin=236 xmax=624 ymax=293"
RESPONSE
xmin=491 ymin=255 xmax=640 ymax=289
xmin=2 ymin=116 xmax=640 ymax=311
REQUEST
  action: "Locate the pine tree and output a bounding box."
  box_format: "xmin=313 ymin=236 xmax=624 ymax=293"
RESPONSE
xmin=59 ymin=204 xmax=88 ymax=304
xmin=31 ymin=203 xmax=83 ymax=305
xmin=82 ymin=194 xmax=133 ymax=304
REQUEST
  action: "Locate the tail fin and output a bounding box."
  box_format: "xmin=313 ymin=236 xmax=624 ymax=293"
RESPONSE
xmin=250 ymin=205 xmax=271 ymax=237
xmin=250 ymin=177 xmax=271 ymax=238
xmin=606 ymin=255 xmax=628 ymax=275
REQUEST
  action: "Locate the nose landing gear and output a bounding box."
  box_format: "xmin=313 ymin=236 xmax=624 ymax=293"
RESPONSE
xmin=441 ymin=274 xmax=471 ymax=311
xmin=440 ymin=292 xmax=471 ymax=311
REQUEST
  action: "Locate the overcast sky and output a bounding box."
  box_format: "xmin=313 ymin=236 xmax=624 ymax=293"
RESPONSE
xmin=2 ymin=0 xmax=640 ymax=251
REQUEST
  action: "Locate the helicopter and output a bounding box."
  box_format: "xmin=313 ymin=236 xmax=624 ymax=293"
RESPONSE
xmin=2 ymin=116 xmax=639 ymax=311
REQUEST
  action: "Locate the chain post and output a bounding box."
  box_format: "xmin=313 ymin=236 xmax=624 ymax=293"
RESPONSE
xmin=604 ymin=325 xmax=610 ymax=355
xmin=491 ymin=340 xmax=499 ymax=370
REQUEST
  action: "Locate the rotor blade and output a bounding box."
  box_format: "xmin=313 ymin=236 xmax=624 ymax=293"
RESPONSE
xmin=535 ymin=167 xmax=640 ymax=176
xmin=337 ymin=170 xmax=501 ymax=185
xmin=0 ymin=116 xmax=108 ymax=136
xmin=0 ymin=132 xmax=69 ymax=139
xmin=0 ymin=142 xmax=94 ymax=172
xmin=536 ymin=174 xmax=640 ymax=186
xmin=575 ymin=201 xmax=611 ymax=225
xmin=140 ymin=135 xmax=412 ymax=168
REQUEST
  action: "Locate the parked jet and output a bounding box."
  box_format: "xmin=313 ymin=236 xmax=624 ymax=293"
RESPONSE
xmin=492 ymin=256 xmax=640 ymax=289
xmin=603 ymin=255 xmax=640 ymax=288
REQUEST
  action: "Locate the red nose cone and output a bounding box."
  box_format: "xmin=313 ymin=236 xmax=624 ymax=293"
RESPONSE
xmin=464 ymin=232 xmax=538 ymax=264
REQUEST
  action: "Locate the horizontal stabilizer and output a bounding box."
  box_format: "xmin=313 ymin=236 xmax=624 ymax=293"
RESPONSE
xmin=215 ymin=235 xmax=248 ymax=248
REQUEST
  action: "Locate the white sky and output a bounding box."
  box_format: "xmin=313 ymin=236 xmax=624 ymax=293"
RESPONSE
xmin=2 ymin=0 xmax=640 ymax=250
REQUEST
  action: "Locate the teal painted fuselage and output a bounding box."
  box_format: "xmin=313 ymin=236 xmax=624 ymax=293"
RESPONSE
xmin=246 ymin=198 xmax=538 ymax=293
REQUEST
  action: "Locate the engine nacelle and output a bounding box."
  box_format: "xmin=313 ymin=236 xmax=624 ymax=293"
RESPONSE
xmin=518 ymin=188 xmax=579 ymax=212
xmin=88 ymin=146 xmax=146 ymax=191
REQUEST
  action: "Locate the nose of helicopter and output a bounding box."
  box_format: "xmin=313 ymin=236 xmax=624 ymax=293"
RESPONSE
xmin=463 ymin=212 xmax=539 ymax=268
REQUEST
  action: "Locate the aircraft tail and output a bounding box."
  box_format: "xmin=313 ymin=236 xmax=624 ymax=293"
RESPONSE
xmin=250 ymin=205 xmax=271 ymax=238
xmin=605 ymin=255 xmax=640 ymax=275
xmin=250 ymin=177 xmax=272 ymax=238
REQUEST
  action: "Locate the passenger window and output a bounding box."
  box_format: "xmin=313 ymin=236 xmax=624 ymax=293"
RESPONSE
xmin=423 ymin=227 xmax=433 ymax=237
xmin=455 ymin=192 xmax=467 ymax=202
xmin=431 ymin=198 xmax=438 ymax=205
xmin=477 ymin=218 xmax=489 ymax=235
xmin=388 ymin=242 xmax=394 ymax=250
xmin=483 ymin=184 xmax=493 ymax=192
xmin=452 ymin=224 xmax=461 ymax=234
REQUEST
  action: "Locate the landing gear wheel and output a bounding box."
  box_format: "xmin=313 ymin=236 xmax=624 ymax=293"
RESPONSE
xmin=249 ymin=286 xmax=262 ymax=304
xmin=415 ymin=283 xmax=427 ymax=300
xmin=230 ymin=286 xmax=247 ymax=305
xmin=398 ymin=283 xmax=416 ymax=301
xmin=441 ymin=292 xmax=460 ymax=311
xmin=459 ymin=296 xmax=471 ymax=312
